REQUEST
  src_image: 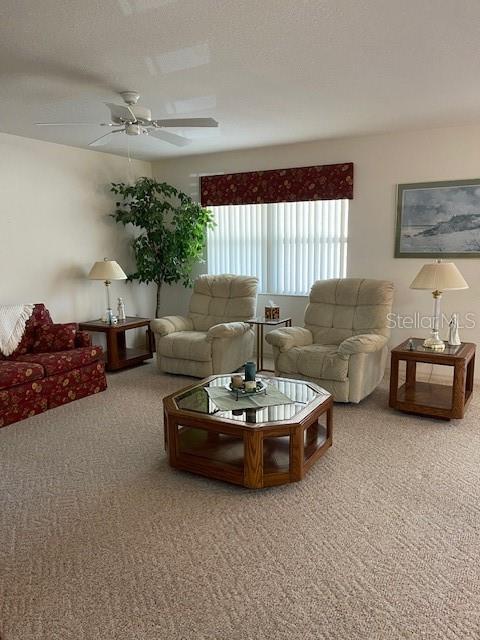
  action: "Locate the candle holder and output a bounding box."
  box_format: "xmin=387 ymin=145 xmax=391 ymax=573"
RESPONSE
xmin=226 ymin=379 xmax=267 ymax=400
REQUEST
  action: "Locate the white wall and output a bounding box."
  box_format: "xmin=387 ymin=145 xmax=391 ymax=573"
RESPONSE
xmin=153 ymin=124 xmax=480 ymax=375
xmin=4 ymin=124 xmax=480 ymax=376
xmin=0 ymin=132 xmax=155 ymax=325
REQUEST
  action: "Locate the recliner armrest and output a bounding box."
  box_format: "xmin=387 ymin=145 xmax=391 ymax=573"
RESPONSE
xmin=265 ymin=327 xmax=313 ymax=352
xmin=337 ymin=334 xmax=388 ymax=357
xmin=150 ymin=316 xmax=193 ymax=337
xmin=206 ymin=322 xmax=251 ymax=343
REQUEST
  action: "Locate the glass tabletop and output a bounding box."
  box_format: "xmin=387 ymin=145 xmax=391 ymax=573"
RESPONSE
xmin=174 ymin=375 xmax=326 ymax=424
xmin=398 ymin=338 xmax=462 ymax=356
xmin=248 ymin=316 xmax=291 ymax=325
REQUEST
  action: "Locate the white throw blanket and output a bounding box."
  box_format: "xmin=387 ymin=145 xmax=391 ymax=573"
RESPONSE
xmin=0 ymin=304 xmax=35 ymax=356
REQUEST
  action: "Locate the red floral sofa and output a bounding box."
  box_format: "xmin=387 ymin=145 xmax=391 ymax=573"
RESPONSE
xmin=0 ymin=304 xmax=107 ymax=428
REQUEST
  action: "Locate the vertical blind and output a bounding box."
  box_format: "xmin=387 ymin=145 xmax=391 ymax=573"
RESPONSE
xmin=207 ymin=199 xmax=349 ymax=295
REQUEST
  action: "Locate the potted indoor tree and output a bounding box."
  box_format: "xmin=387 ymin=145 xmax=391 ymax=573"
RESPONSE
xmin=111 ymin=177 xmax=214 ymax=317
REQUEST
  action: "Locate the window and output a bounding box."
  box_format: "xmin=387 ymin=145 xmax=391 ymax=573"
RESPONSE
xmin=207 ymin=199 xmax=348 ymax=295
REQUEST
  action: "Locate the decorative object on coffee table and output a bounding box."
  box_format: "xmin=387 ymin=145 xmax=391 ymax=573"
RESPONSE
xmin=88 ymin=258 xmax=127 ymax=324
xmin=244 ymin=360 xmax=256 ymax=381
xmin=231 ymin=374 xmax=243 ymax=389
xmin=248 ymin=316 xmax=292 ymax=372
xmin=79 ymin=316 xmax=153 ymax=371
xmin=163 ymin=375 xmax=333 ymax=489
xmin=225 ymin=377 xmax=267 ymax=400
xmin=410 ymin=260 xmax=468 ymax=352
xmin=389 ymin=338 xmax=475 ymax=420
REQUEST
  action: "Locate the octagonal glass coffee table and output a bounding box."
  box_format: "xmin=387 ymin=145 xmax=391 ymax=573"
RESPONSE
xmin=163 ymin=375 xmax=333 ymax=489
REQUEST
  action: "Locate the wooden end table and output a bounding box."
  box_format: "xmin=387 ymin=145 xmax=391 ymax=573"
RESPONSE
xmin=79 ymin=317 xmax=153 ymax=372
xmin=389 ymin=338 xmax=475 ymax=420
xmin=248 ymin=316 xmax=292 ymax=372
xmin=163 ymin=375 xmax=332 ymax=489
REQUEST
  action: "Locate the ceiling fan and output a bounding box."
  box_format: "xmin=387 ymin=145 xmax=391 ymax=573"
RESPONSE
xmin=35 ymin=91 xmax=218 ymax=147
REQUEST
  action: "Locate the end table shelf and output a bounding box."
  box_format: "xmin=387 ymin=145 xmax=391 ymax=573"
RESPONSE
xmin=79 ymin=317 xmax=153 ymax=372
xmin=389 ymin=338 xmax=475 ymax=420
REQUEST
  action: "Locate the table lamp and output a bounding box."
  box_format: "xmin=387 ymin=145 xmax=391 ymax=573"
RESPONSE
xmin=88 ymin=258 xmax=127 ymax=323
xmin=410 ymin=259 xmax=468 ymax=351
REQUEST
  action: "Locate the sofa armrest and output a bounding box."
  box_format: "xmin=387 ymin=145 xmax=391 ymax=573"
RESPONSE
xmin=338 ymin=334 xmax=388 ymax=357
xmin=75 ymin=330 xmax=92 ymax=348
xmin=150 ymin=316 xmax=193 ymax=337
xmin=265 ymin=327 xmax=313 ymax=352
xmin=206 ymin=322 xmax=251 ymax=343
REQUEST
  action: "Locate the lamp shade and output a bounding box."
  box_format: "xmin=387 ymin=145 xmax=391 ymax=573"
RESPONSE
xmin=410 ymin=261 xmax=468 ymax=292
xmin=88 ymin=259 xmax=127 ymax=281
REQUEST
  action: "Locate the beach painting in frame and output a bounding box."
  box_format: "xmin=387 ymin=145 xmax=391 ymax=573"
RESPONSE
xmin=395 ymin=179 xmax=480 ymax=258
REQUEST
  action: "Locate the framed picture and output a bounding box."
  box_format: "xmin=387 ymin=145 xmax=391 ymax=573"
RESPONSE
xmin=395 ymin=178 xmax=480 ymax=258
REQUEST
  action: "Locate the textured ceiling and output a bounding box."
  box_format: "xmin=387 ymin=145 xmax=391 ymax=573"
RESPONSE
xmin=1 ymin=0 xmax=480 ymax=160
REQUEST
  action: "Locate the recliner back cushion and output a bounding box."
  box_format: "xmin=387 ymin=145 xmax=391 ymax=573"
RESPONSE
xmin=305 ymin=278 xmax=394 ymax=345
xmin=188 ymin=274 xmax=258 ymax=331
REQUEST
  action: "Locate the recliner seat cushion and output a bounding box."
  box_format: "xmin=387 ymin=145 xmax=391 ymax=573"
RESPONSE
xmin=157 ymin=332 xmax=212 ymax=362
xmin=158 ymin=356 xmax=213 ymax=378
xmin=276 ymin=345 xmax=349 ymax=382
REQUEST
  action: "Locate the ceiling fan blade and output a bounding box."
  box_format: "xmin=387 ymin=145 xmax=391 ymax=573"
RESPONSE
xmin=88 ymin=129 xmax=123 ymax=147
xmin=152 ymin=117 xmax=218 ymax=128
xmin=35 ymin=122 xmax=107 ymax=126
xmin=105 ymin=102 xmax=135 ymax=123
xmin=149 ymin=129 xmax=191 ymax=147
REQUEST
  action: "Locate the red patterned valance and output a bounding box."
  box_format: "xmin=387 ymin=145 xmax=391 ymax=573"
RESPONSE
xmin=200 ymin=162 xmax=353 ymax=206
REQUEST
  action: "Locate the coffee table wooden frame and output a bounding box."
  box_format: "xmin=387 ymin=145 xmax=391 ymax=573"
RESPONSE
xmin=163 ymin=376 xmax=333 ymax=489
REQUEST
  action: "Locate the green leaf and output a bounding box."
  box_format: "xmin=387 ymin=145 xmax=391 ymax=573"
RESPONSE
xmin=110 ymin=177 xmax=215 ymax=297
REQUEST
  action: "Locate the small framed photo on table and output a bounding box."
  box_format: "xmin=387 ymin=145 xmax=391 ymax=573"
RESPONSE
xmin=395 ymin=178 xmax=480 ymax=258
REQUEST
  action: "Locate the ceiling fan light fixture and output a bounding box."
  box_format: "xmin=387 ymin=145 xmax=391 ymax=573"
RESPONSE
xmin=126 ymin=123 xmax=142 ymax=136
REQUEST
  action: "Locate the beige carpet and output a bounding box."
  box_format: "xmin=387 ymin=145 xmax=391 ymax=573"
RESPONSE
xmin=1 ymin=361 xmax=480 ymax=640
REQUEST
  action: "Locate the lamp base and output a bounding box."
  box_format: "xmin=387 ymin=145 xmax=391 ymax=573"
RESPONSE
xmin=423 ymin=331 xmax=445 ymax=352
xmin=102 ymin=308 xmax=117 ymax=325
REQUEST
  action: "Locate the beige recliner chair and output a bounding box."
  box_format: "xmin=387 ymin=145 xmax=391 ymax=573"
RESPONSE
xmin=151 ymin=274 xmax=258 ymax=377
xmin=265 ymin=278 xmax=394 ymax=403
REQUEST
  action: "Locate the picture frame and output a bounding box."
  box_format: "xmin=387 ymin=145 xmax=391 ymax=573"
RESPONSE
xmin=395 ymin=178 xmax=480 ymax=258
